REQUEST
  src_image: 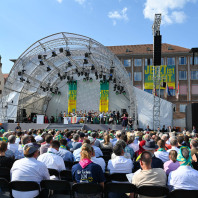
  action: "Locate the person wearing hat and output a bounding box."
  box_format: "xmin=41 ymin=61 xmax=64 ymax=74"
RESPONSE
xmin=133 ymin=140 xmax=163 ymax=172
xmin=72 ymin=143 xmax=105 ymax=188
xmin=168 ymin=146 xmax=198 ymax=191
xmin=11 ymin=143 xmax=50 ymax=198
xmin=130 ymin=151 xmax=167 ymax=198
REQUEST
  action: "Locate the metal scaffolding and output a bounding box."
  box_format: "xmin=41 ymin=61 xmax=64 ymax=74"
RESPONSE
xmin=152 ymin=14 xmax=162 ymax=131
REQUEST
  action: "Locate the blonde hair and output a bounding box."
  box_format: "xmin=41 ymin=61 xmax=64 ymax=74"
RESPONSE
xmin=104 ymin=135 xmax=110 ymax=145
xmin=80 ymin=143 xmax=92 ymax=160
xmin=169 ymin=150 xmax=177 ymax=163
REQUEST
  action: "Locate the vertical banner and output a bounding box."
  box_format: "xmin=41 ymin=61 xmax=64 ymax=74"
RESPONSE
xmin=99 ymin=81 xmax=109 ymax=112
xmin=68 ymin=81 xmax=77 ymax=113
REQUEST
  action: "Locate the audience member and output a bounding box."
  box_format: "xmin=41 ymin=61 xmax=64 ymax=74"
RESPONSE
xmin=154 ymin=140 xmax=169 ymax=163
xmin=167 ymin=136 xmax=180 ymax=153
xmin=100 ymin=135 xmax=113 ymax=149
xmin=40 ymin=135 xmax=53 ymax=154
xmin=70 ymin=134 xmax=82 ymax=151
xmin=91 ymin=147 xmax=105 ymax=172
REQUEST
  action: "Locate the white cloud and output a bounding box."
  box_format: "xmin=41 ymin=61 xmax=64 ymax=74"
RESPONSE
xmin=74 ymin=0 xmax=86 ymax=5
xmin=108 ymin=7 xmax=128 ymax=25
xmin=57 ymin=0 xmax=63 ymax=3
xmin=143 ymin=0 xmax=197 ymax=24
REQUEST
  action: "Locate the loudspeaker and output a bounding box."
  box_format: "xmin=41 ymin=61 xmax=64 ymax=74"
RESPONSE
xmin=186 ymin=103 xmax=198 ymax=131
xmin=20 ymin=109 xmax=26 ymax=117
xmin=8 ymin=119 xmax=14 ymax=123
xmin=153 ymin=35 xmax=161 ymax=66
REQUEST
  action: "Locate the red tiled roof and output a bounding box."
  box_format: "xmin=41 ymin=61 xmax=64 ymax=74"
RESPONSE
xmin=107 ymin=43 xmax=190 ymax=55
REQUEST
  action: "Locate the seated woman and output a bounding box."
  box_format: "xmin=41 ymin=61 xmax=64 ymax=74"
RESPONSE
xmin=100 ymin=135 xmax=113 ymax=149
xmin=164 ymin=150 xmax=180 ymax=175
xmin=72 ymin=143 xmax=105 ymax=197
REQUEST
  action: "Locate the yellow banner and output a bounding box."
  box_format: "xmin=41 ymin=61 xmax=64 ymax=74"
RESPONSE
xmin=68 ymin=82 xmax=77 ymax=113
xmin=144 ymin=65 xmax=175 ymax=89
xmin=99 ymin=82 xmax=109 ymax=112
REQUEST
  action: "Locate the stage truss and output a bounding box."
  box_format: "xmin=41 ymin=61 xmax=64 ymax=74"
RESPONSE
xmin=0 ymin=32 xmax=137 ymax=126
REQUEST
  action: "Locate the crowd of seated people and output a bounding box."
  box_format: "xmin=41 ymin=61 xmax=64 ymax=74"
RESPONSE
xmin=0 ymin=126 xmax=198 ymax=197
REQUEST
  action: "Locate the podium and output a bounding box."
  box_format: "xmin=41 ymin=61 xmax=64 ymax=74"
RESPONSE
xmin=37 ymin=115 xmax=44 ymax=124
xmin=64 ymin=117 xmax=69 ymax=124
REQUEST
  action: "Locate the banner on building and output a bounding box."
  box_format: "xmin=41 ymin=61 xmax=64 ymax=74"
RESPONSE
xmin=68 ymin=81 xmax=77 ymax=113
xmin=99 ymin=81 xmax=109 ymax=112
xmin=144 ymin=65 xmax=175 ymax=89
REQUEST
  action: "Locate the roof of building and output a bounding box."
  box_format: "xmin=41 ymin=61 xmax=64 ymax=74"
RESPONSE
xmin=107 ymin=43 xmax=190 ymax=55
xmin=3 ymin=74 xmax=9 ymax=79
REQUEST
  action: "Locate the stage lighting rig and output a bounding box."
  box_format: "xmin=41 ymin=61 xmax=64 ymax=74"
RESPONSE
xmin=99 ymin=73 xmax=102 ymax=79
xmin=52 ymin=51 xmax=57 ymax=57
xmin=39 ymin=60 xmax=44 ymax=65
xmin=113 ymin=78 xmax=116 ymax=83
xmin=91 ymin=65 xmax=95 ymax=70
xmin=110 ymin=67 xmax=114 ymax=74
xmin=20 ymin=77 xmax=25 ymax=82
xmin=68 ymin=61 xmax=72 ymax=67
xmin=38 ymin=55 xmax=42 ymax=59
xmin=26 ymin=79 xmax=30 ymax=84
xmin=47 ymin=67 xmax=51 ymax=72
xmin=59 ymin=48 xmax=64 ymax=53
xmin=83 ymin=59 xmax=88 ymax=64
xmin=18 ymin=72 xmax=22 ymax=76
xmin=66 ymin=50 xmax=71 ymax=56
xmin=77 ymin=72 xmax=80 ymax=77
xmin=58 ymin=73 xmax=61 ymax=77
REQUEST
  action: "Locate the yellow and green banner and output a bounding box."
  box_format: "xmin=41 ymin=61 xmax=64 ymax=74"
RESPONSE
xmin=99 ymin=81 xmax=109 ymax=112
xmin=68 ymin=81 xmax=77 ymax=113
xmin=144 ymin=65 xmax=175 ymax=89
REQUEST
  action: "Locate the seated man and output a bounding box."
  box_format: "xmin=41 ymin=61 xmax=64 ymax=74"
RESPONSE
xmin=57 ymin=139 xmax=74 ymax=162
xmin=107 ymin=143 xmax=133 ymax=174
xmin=7 ymin=135 xmax=18 ymax=154
xmin=154 ymin=140 xmax=169 ymax=163
xmin=168 ymin=146 xmax=198 ymax=191
xmin=11 ymin=143 xmax=50 ymax=198
xmin=70 ymin=134 xmax=82 ymax=152
xmin=130 ymin=151 xmax=167 ymax=198
xmin=40 ymin=135 xmax=53 ymax=154
xmin=37 ymin=140 xmax=65 ymax=172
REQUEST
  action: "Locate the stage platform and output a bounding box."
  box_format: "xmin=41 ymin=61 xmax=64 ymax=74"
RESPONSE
xmin=2 ymin=123 xmax=122 ymax=132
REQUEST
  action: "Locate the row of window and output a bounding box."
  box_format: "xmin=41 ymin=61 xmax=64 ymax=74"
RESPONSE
xmin=124 ymin=57 xmax=198 ymax=67
xmin=129 ymin=71 xmax=198 ymax=81
xmin=144 ymin=89 xmax=176 ymax=96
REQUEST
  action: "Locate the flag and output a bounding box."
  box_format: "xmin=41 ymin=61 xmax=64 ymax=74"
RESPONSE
xmin=176 ymin=82 xmax=179 ymax=99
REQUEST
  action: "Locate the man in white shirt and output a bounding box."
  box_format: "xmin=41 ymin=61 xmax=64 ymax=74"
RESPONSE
xmin=35 ymin=130 xmax=43 ymax=142
xmin=37 ymin=140 xmax=65 ymax=172
xmin=167 ymin=136 xmax=180 ymax=153
xmin=154 ymin=140 xmax=169 ymax=163
xmin=7 ymin=135 xmax=18 ymax=154
xmin=91 ymin=147 xmax=106 ymax=172
xmin=168 ymin=147 xmax=198 ymax=191
xmin=11 ymin=143 xmax=50 ymax=198
xmin=107 ymin=143 xmax=133 ymax=174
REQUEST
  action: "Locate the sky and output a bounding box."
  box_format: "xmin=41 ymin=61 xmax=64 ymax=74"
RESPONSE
xmin=0 ymin=0 xmax=198 ymax=74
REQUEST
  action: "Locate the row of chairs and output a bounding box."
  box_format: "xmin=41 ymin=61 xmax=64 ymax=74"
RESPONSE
xmin=1 ymin=178 xmax=198 ymax=198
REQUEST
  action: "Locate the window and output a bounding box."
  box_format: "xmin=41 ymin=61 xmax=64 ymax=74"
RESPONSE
xmin=180 ymin=104 xmax=186 ymax=113
xmin=179 ymin=85 xmax=187 ymax=95
xmin=134 ymin=59 xmax=142 ymax=67
xmin=179 ymin=57 xmax=187 ymax=65
xmin=145 ymin=58 xmax=153 ymax=66
xmin=192 ymin=84 xmax=198 ymax=95
xmin=190 ymin=57 xmax=198 ymax=65
xmin=167 ymin=57 xmax=175 ymax=65
xmin=128 ymin=72 xmax=131 ymax=79
xmin=161 ymin=58 xmax=164 ymax=65
xmin=191 ymin=71 xmax=198 ymax=80
xmin=179 ymin=71 xmax=187 ymax=80
xmin=123 ymin=59 xmax=131 ymax=67
xmin=134 ymin=72 xmax=142 ymax=81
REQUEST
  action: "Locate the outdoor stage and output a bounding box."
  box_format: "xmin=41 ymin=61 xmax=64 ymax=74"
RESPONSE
xmin=2 ymin=123 xmax=122 ymax=132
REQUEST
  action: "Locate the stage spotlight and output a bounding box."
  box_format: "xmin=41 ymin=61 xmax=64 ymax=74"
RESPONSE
xmin=63 ymin=75 xmax=66 ymax=79
xmin=85 ymin=52 xmax=89 ymax=58
xmin=85 ymin=72 xmax=88 ymax=77
xmin=67 ymin=76 xmax=70 ymax=80
xmin=81 ymin=71 xmax=84 ymax=76
xmin=58 ymin=91 xmax=61 ymax=95
xmin=22 ymin=69 xmax=26 ymax=73
xmin=114 ymin=84 xmax=117 ymax=89
xmin=103 ymin=75 xmax=106 ymax=81
xmin=46 ymin=87 xmax=49 ymax=91
xmin=95 ymin=71 xmax=98 ymax=76
xmin=109 ymin=76 xmax=113 ymax=81
xmin=38 ymin=55 xmax=42 ymax=59
xmin=68 ymin=61 xmax=72 ymax=67
xmin=39 ymin=60 xmax=44 ymax=65
xmin=47 ymin=67 xmax=51 ymax=72
xmin=120 ymin=86 xmax=124 ymax=91
xmin=40 ymin=86 xmax=43 ymax=89
xmin=83 ymin=59 xmax=88 ymax=64
xmin=123 ymin=91 xmax=126 ymax=95
xmin=75 ymin=69 xmax=78 ymax=73
xmin=91 ymin=65 xmax=95 ymax=70
xmin=117 ymin=85 xmax=120 ymax=90
xmin=20 ymin=77 xmax=25 ymax=82
xmin=58 ymin=73 xmax=61 ymax=77
xmin=114 ymin=87 xmax=116 ymax=91
xmin=99 ymin=74 xmax=102 ymax=79
xmin=89 ymin=78 xmax=93 ymax=82
xmin=77 ymin=72 xmax=80 ymax=77
xmin=71 ymin=76 xmax=73 ymax=81
xmin=52 ymin=51 xmax=57 ymax=57
xmin=26 ymin=79 xmax=30 ymax=84
xmin=96 ymin=75 xmax=98 ymax=80
xmin=60 ymin=76 xmax=63 ymax=81
xmin=18 ymin=72 xmax=22 ymax=76
xmin=59 ymin=48 xmax=64 ymax=53
xmin=43 ymin=88 xmax=46 ymax=92
xmin=50 ymin=88 xmax=53 ymax=92
xmin=86 ymin=77 xmax=89 ymax=81
xmin=83 ymin=78 xmax=86 ymax=82
xmin=110 ymin=68 xmax=114 ymax=74
xmin=113 ymin=78 xmax=116 ymax=83
xmin=66 ymin=50 xmax=71 ymax=56
xmin=116 ymin=91 xmax=119 ymax=95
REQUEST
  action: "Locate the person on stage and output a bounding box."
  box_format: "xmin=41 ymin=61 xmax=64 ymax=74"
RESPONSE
xmin=44 ymin=115 xmax=49 ymax=123
xmin=15 ymin=123 xmax=21 ymax=132
xmin=121 ymin=114 xmax=128 ymax=130
xmin=128 ymin=117 xmax=133 ymax=130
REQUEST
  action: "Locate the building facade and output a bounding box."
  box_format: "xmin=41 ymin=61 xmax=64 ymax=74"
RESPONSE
xmin=108 ymin=43 xmax=198 ymax=127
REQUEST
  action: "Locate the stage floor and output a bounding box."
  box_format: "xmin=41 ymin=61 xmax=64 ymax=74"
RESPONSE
xmin=2 ymin=123 xmax=122 ymax=131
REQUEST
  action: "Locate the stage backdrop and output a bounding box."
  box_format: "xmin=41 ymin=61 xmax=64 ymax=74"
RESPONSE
xmin=68 ymin=81 xmax=77 ymax=113
xmin=144 ymin=65 xmax=175 ymax=89
xmin=99 ymin=81 xmax=109 ymax=112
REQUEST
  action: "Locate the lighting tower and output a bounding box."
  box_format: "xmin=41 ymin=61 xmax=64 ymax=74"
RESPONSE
xmin=152 ymin=14 xmax=162 ymax=131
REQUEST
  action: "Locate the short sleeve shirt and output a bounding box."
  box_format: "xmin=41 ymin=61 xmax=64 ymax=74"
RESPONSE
xmin=72 ymin=162 xmax=105 ymax=184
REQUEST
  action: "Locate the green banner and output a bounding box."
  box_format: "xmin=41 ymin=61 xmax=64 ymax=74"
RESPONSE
xmin=99 ymin=81 xmax=109 ymax=112
xmin=68 ymin=81 xmax=77 ymax=113
xmin=144 ymin=65 xmax=175 ymax=89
